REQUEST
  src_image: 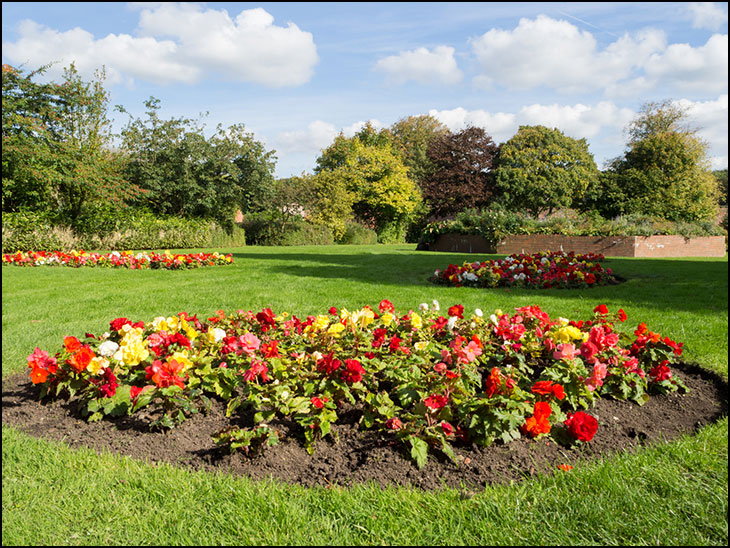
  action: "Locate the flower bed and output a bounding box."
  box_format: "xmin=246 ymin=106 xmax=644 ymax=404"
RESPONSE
xmin=26 ymin=301 xmax=686 ymax=467
xmin=431 ymin=251 xmax=619 ymax=289
xmin=2 ymin=250 xmax=233 ymax=269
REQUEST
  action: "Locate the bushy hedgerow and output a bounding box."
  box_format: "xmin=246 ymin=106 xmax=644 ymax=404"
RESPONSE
xmin=2 ymin=209 xmax=245 ymax=252
xmin=418 ymin=206 xmax=727 ymax=248
xmin=338 ymin=221 xmax=379 ymax=245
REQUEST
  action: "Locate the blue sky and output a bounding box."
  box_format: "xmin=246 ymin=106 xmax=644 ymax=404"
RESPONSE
xmin=2 ymin=2 xmax=728 ymax=177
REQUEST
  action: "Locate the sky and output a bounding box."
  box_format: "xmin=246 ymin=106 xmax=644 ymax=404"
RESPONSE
xmin=2 ymin=2 xmax=728 ymax=177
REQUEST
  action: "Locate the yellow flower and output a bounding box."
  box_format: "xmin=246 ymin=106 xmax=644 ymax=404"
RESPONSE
xmin=327 ymin=322 xmax=345 ymax=338
xmin=169 ymin=350 xmax=193 ymax=371
xmin=152 ymin=316 xmax=168 ymax=332
xmin=410 ymin=313 xmax=422 ymax=330
xmin=113 ymin=331 xmax=149 ymax=366
xmin=554 ymin=325 xmax=584 ymax=343
xmin=87 ymin=356 xmax=109 ymax=376
xmin=381 ymin=312 xmax=394 ymax=327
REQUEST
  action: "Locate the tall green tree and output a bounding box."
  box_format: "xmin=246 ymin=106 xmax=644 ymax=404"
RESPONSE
xmin=389 ymin=114 xmax=450 ymax=186
xmin=118 ymin=98 xmax=277 ymax=229
xmin=2 ymin=63 xmax=135 ymax=219
xmin=495 ymin=125 xmax=598 ymax=217
xmin=314 ymin=124 xmax=421 ymax=242
xmin=585 ymin=100 xmax=719 ymax=221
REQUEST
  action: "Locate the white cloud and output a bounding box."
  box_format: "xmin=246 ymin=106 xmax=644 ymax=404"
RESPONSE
xmin=429 ymin=101 xmax=634 ymax=144
xmin=2 ymin=4 xmax=318 ymax=87
xmin=375 ymin=45 xmax=463 ymax=85
xmin=643 ymin=34 xmax=728 ymax=93
xmin=469 ymin=14 xmax=726 ymax=96
xmin=688 ymin=2 xmax=729 ymax=31
xmin=274 ymin=119 xmax=386 ymax=156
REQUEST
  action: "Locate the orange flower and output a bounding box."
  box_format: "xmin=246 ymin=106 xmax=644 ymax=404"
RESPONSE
xmin=522 ymin=401 xmax=552 ymax=437
xmin=67 ymin=346 xmax=95 ymax=373
xmin=557 ymin=464 xmax=573 ymax=472
xmin=64 ymin=336 xmax=82 ymax=353
xmin=30 ymin=366 xmax=49 ymax=384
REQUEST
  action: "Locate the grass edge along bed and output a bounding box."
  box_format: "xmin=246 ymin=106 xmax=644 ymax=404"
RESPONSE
xmin=26 ymin=301 xmax=686 ymax=468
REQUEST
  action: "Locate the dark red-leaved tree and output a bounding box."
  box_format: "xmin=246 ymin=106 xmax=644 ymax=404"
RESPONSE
xmin=421 ymin=126 xmax=500 ymax=219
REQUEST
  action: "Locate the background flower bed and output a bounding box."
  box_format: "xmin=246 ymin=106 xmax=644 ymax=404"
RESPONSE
xmin=2 ymin=250 xmax=233 ymax=269
xmin=431 ymin=251 xmax=619 ymax=289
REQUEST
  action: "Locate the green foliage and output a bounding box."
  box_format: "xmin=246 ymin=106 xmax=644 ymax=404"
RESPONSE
xmin=495 ymin=125 xmax=599 ymax=217
xmin=713 ymin=169 xmax=727 ymax=206
xmin=2 ymin=63 xmax=139 ymax=219
xmin=586 ymin=101 xmax=719 ymax=222
xmin=240 ymin=211 xmax=333 ymax=246
xmin=314 ymin=123 xmax=422 ymax=242
xmin=2 ymin=209 xmax=244 ymax=252
xmin=418 ymin=206 xmax=726 ymax=248
xmin=118 ymin=97 xmax=276 ymax=229
xmin=337 ymin=221 xmax=378 ymax=245
xmin=389 ymin=114 xmax=450 ymax=185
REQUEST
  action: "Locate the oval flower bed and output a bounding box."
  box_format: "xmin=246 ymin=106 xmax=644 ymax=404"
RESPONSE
xmin=2 ymin=250 xmax=233 ymax=269
xmin=431 ymin=251 xmax=618 ymax=289
xmin=25 ymin=301 xmax=686 ymax=468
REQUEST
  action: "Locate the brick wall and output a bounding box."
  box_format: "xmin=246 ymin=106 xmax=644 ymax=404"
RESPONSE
xmin=428 ymin=233 xmax=726 ymax=257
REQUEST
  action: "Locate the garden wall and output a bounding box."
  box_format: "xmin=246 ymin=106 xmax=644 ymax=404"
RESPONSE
xmin=427 ymin=233 xmax=726 ymax=257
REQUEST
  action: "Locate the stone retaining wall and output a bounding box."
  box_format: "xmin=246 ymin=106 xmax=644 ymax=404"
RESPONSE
xmin=427 ymin=233 xmax=726 ymax=257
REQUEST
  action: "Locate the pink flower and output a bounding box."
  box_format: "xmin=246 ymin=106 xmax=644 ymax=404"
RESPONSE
xmin=385 ymin=417 xmax=403 ymax=430
xmin=585 ymin=362 xmax=608 ymax=391
xmin=553 ymin=343 xmax=579 ymax=361
xmin=239 ymin=332 xmax=261 ymax=356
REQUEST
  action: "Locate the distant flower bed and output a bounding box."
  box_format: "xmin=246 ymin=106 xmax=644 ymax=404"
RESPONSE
xmin=431 ymin=251 xmax=618 ymax=289
xmin=2 ymin=250 xmax=233 ymax=269
xmin=25 ymin=300 xmax=685 ymax=468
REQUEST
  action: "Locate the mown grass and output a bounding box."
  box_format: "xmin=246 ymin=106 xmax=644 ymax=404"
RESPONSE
xmin=2 ymin=245 xmax=728 ymax=545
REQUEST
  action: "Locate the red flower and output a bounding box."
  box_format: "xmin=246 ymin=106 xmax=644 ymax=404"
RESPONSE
xmin=649 ymin=361 xmax=672 ymax=382
xmin=531 ymin=381 xmax=565 ymax=401
xmin=617 ymin=309 xmax=628 ymax=322
xmin=564 ymin=411 xmax=598 ymax=442
xmin=109 ymin=317 xmax=132 ymax=331
xmin=378 ymin=299 xmax=395 ymax=313
xmin=317 ymin=352 xmax=342 ymax=376
xmin=341 ymin=358 xmax=365 ymax=384
xmin=328 ymin=306 xmax=338 ymax=315
xmin=593 ymin=304 xmax=609 ymax=315
xmin=447 ymin=304 xmax=464 ymax=319
xmin=424 ymin=393 xmax=449 ymax=411
xmin=310 ymin=396 xmax=326 ymax=409
xmin=385 ymin=417 xmax=402 ymax=430
xmin=255 ymin=308 xmax=276 ymax=332
xmin=261 ymin=340 xmax=280 ymax=358
xmin=441 ymin=421 xmax=454 ymax=436
xmin=145 ymin=359 xmax=187 ymax=389
xmin=242 ymin=359 xmax=270 ymax=383
xmin=521 ymin=401 xmax=552 ymax=438
xmin=485 ymin=367 xmax=503 ymax=398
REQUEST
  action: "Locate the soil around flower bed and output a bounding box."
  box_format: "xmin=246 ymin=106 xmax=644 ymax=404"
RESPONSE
xmin=2 ymin=362 xmax=727 ymax=491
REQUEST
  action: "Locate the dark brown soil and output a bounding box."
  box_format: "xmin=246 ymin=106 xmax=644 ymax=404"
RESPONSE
xmin=2 ymin=362 xmax=727 ymax=491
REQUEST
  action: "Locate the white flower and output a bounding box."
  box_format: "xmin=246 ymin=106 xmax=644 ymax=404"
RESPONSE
xmin=447 ymin=316 xmax=458 ymax=331
xmin=489 ymin=314 xmax=499 ymax=325
xmin=463 ymin=272 xmax=478 ymax=282
xmin=474 ymin=308 xmax=483 ymax=317
xmin=419 ymin=303 xmax=429 ymax=313
xmin=212 ymin=327 xmax=226 ymax=342
xmin=432 ymin=299 xmax=440 ymax=312
xmin=98 ymin=340 xmax=119 ymax=357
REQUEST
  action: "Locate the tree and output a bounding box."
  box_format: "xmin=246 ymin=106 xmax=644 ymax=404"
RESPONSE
xmin=585 ymin=100 xmax=719 ymax=221
xmin=118 ymin=98 xmax=276 ymax=229
xmin=713 ymin=169 xmax=727 ymax=206
xmin=314 ymin=124 xmax=422 ymax=242
xmin=495 ymin=125 xmax=598 ymax=218
xmin=389 ymin=114 xmax=450 ymax=186
xmin=421 ymin=126 xmax=500 ymax=219
xmin=2 ymin=63 xmax=137 ymax=219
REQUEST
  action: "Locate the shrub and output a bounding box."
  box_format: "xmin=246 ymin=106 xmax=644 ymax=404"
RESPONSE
xmin=2 ymin=209 xmax=244 ymax=252
xmin=241 ymin=212 xmax=333 ymax=246
xmin=337 ymin=221 xmax=378 ymax=245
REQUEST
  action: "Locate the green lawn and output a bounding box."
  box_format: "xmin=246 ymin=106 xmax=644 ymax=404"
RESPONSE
xmin=2 ymin=245 xmax=728 ymax=545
